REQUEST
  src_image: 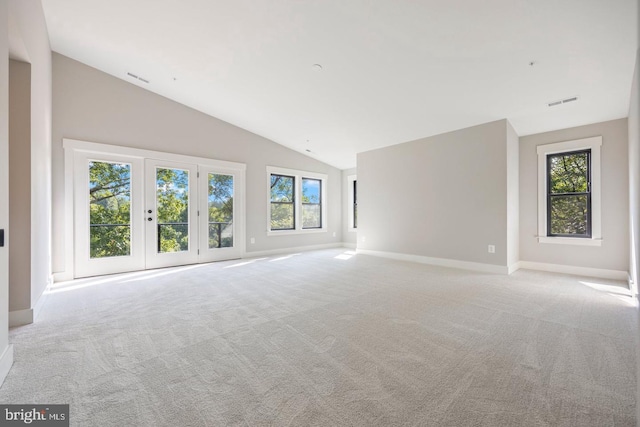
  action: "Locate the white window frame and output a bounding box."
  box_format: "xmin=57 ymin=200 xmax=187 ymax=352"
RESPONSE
xmin=347 ymin=174 xmax=357 ymax=232
xmin=536 ymin=136 xmax=602 ymax=246
xmin=267 ymin=166 xmax=328 ymax=235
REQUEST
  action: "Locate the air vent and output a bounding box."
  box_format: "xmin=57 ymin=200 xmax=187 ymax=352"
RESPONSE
xmin=548 ymin=96 xmax=579 ymax=107
xmin=126 ymin=72 xmax=150 ymax=84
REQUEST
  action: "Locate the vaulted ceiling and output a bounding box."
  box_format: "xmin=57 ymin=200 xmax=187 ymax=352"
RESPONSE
xmin=42 ymin=0 xmax=638 ymax=169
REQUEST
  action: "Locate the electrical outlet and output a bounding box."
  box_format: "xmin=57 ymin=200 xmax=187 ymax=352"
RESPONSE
xmin=488 ymin=245 xmax=495 ymax=254
xmin=362 ymin=236 xmax=366 ymax=243
xmin=332 ymin=232 xmax=336 ymax=237
xmin=250 ymin=237 xmax=255 ymax=244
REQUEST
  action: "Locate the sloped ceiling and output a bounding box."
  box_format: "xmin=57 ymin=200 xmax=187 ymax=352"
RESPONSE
xmin=42 ymin=0 xmax=638 ymax=169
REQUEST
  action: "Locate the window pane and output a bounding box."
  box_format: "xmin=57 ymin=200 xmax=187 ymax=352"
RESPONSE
xmin=303 ymin=204 xmax=321 ymax=228
xmin=549 ymin=152 xmax=589 ymax=194
xmin=271 ymin=203 xmax=294 ymax=230
xmin=550 ymin=195 xmax=588 ymax=235
xmin=89 ymin=161 xmax=131 ymax=258
xmin=156 ymin=168 xmax=189 ymax=253
xmin=353 ymin=180 xmax=357 ymax=228
xmin=208 ymin=173 xmax=234 ymax=249
xmin=302 ymin=178 xmax=321 ymax=203
xmin=271 ymin=175 xmax=294 ymax=202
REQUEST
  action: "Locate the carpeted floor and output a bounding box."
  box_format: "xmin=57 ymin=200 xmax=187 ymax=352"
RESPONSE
xmin=1 ymin=249 xmax=637 ymax=426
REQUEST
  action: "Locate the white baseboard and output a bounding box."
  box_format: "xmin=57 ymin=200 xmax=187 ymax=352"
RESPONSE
xmin=356 ymin=249 xmax=508 ymax=274
xmin=243 ymin=243 xmax=343 ymax=259
xmin=9 ymin=308 xmax=33 ymax=327
xmin=628 ymin=274 xmax=638 ymax=296
xmin=9 ymin=277 xmax=52 ymax=327
xmin=342 ymin=243 xmax=356 ymax=249
xmin=508 ymin=262 xmax=521 ymax=275
xmin=32 ymin=286 xmax=49 ymax=322
xmin=53 ymin=271 xmax=73 ymax=283
xmin=517 ymin=261 xmax=628 ymax=281
xmin=0 ymin=344 xmax=14 ymax=387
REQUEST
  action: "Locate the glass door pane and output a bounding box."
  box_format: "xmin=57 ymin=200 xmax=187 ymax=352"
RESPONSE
xmin=89 ymin=161 xmax=132 ymax=258
xmin=156 ymin=167 xmax=190 ymax=253
xmin=208 ymin=173 xmax=234 ymax=249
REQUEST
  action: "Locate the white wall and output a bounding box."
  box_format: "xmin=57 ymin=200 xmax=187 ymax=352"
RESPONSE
xmin=52 ymin=53 xmax=343 ymax=277
xmin=0 ymin=0 xmax=14 ymax=386
xmin=341 ymin=167 xmax=357 ymax=246
xmin=357 ymin=119 xmax=513 ymax=269
xmin=506 ymin=121 xmax=519 ymax=270
xmin=520 ymin=119 xmax=629 ymax=273
xmin=6 ymin=0 xmax=52 ymax=325
xmin=629 ymin=50 xmax=639 ymax=294
xmin=630 ymin=47 xmax=640 ymax=427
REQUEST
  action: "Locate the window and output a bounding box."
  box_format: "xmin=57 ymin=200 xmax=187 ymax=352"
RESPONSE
xmin=347 ymin=174 xmax=357 ymax=231
xmin=267 ymin=166 xmax=328 ymax=234
xmin=546 ymin=150 xmax=591 ymax=237
xmin=270 ymin=174 xmax=295 ymax=230
xmin=302 ymin=178 xmax=322 ymax=228
xmin=353 ymin=179 xmax=358 ymax=228
xmin=537 ymin=136 xmax=602 ymax=246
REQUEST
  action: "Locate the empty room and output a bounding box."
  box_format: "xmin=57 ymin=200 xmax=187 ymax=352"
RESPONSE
xmin=0 ymin=0 xmax=639 ymax=426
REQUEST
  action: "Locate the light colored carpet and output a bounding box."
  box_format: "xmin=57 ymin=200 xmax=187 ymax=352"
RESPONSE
xmin=1 ymin=249 xmax=637 ymax=426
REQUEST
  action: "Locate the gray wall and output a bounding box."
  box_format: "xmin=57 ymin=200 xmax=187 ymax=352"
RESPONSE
xmin=520 ymin=119 xmax=629 ymax=272
xmin=341 ymin=167 xmax=357 ymax=246
xmin=8 ymin=59 xmax=30 ymax=313
xmin=357 ymin=119 xmax=511 ymax=267
xmin=52 ymin=53 xmax=343 ymax=276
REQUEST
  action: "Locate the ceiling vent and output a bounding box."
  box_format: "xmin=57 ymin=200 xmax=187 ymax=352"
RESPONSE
xmin=127 ymin=72 xmax=150 ymax=84
xmin=548 ymin=96 xmax=578 ymax=107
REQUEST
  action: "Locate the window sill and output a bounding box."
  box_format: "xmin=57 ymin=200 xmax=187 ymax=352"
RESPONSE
xmin=267 ymin=228 xmax=327 ymax=236
xmin=537 ymin=236 xmax=602 ymax=246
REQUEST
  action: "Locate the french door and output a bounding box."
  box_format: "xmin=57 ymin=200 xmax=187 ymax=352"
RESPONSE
xmin=145 ymin=159 xmax=198 ymax=269
xmin=72 ymin=145 xmax=244 ymax=278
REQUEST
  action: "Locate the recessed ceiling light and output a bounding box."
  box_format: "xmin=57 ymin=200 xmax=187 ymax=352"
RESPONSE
xmin=312 ymin=64 xmax=323 ymax=72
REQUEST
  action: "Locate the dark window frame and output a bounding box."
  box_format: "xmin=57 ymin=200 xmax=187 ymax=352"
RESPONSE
xmin=353 ymin=179 xmax=357 ymax=229
xmin=546 ymin=149 xmax=592 ymax=238
xmin=270 ymin=174 xmax=296 ymax=231
xmin=301 ymin=177 xmax=322 ymax=229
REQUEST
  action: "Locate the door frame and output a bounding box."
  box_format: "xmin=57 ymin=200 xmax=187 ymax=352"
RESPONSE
xmin=198 ymin=165 xmax=244 ymax=263
xmin=73 ymin=152 xmax=145 ymax=277
xmin=144 ymin=158 xmax=199 ymax=270
xmin=62 ymin=138 xmax=246 ymax=280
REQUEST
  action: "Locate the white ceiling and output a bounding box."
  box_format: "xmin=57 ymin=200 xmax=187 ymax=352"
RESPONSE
xmin=41 ymin=0 xmax=638 ymax=169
